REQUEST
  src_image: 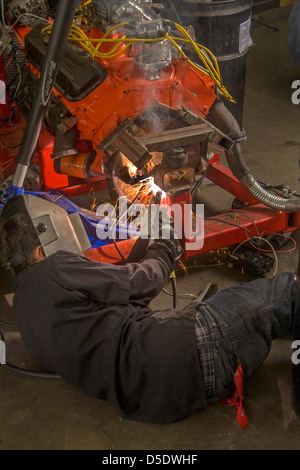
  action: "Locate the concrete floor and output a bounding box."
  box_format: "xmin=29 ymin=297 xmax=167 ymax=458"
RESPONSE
xmin=1 ymin=5 xmax=300 ymax=451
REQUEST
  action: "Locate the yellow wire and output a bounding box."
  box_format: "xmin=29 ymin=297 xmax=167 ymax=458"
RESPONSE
xmin=68 ymin=26 xmax=131 ymax=58
xmin=68 ymin=22 xmax=131 ymax=59
xmin=166 ymin=21 xmax=234 ymax=102
xmin=40 ymin=17 xmax=234 ymax=101
xmin=171 ymin=23 xmax=234 ymax=101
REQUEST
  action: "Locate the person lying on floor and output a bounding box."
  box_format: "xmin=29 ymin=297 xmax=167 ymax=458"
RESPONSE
xmin=0 ymin=193 xmax=296 ymax=427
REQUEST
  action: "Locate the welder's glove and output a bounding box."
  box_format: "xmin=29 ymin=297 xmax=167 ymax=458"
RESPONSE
xmin=144 ymin=205 xmax=184 ymax=266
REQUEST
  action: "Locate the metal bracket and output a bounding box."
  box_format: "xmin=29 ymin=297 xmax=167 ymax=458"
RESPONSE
xmin=98 ymin=118 xmax=153 ymax=169
xmin=98 ymin=110 xmax=234 ymax=173
xmin=177 ymin=107 xmax=234 ymax=150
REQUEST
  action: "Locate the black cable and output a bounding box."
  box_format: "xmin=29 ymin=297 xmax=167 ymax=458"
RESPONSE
xmin=191 ymin=173 xmax=206 ymax=199
xmin=223 ymin=209 xmax=261 ymax=238
xmin=258 ymin=181 xmax=300 ymax=198
xmin=252 ymin=18 xmax=278 ymax=32
xmin=207 ymin=217 xmax=256 ymax=239
xmin=1 ymin=363 xmax=61 ymax=379
xmin=0 ymin=320 xmax=17 ymax=328
xmin=171 ymin=275 xmax=178 ymax=308
xmin=165 ymin=0 xmax=183 ymax=25
xmin=0 ymin=325 xmax=61 ymax=379
xmin=4 ymin=144 xmax=21 ymax=149
xmin=112 ymin=239 xmax=127 ymax=264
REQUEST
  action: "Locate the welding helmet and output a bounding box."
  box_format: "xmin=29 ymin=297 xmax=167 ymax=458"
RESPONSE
xmin=0 ymin=194 xmax=91 ymax=269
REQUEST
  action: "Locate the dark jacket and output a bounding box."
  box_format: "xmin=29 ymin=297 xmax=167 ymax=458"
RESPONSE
xmin=13 ymin=248 xmax=207 ymax=423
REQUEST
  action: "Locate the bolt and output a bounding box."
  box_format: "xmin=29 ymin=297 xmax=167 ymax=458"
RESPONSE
xmin=37 ymin=223 xmax=47 ymax=233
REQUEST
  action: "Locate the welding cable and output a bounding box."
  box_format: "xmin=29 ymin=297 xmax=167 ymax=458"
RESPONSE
xmin=226 ymin=142 xmax=300 ymax=212
xmin=206 ymin=96 xmax=300 ymax=212
xmin=112 ymin=239 xmax=127 ymax=264
xmin=163 ymin=287 xmax=197 ymax=300
xmin=0 ymin=325 xmax=61 ymax=379
xmin=1 ymin=363 xmax=61 ymax=379
xmin=170 ymin=272 xmax=178 ymax=309
xmin=0 ymin=320 xmax=17 ymax=328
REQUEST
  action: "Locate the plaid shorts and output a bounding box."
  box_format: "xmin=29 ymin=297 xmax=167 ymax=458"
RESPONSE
xmin=194 ymin=310 xmax=215 ymax=399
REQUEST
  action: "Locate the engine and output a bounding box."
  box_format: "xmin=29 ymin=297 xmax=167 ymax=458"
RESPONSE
xmin=0 ymin=0 xmax=235 ymax=204
xmin=1 ymin=0 xmax=300 ymax=263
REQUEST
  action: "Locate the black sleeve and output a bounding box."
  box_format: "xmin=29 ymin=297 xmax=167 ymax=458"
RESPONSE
xmin=127 ymin=243 xmax=175 ymax=307
xmin=53 ymin=251 xmax=130 ymax=304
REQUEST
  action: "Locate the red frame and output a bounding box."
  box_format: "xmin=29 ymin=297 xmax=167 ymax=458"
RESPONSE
xmin=0 ymin=23 xmax=299 ymax=265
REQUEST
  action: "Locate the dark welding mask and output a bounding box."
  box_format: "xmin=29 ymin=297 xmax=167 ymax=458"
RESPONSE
xmin=0 ymin=194 xmax=91 ymax=269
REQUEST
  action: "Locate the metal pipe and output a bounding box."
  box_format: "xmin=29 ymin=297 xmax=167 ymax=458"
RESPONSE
xmin=206 ymin=94 xmax=300 ymax=212
xmin=13 ymin=0 xmax=79 ymax=188
xmin=225 ymin=141 xmax=300 ymax=212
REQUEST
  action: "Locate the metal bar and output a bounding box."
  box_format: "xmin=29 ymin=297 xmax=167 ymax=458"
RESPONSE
xmin=13 ymin=0 xmax=79 ymax=188
xmin=138 ymin=123 xmax=233 ymax=151
xmin=183 ymin=206 xmax=291 ymax=258
xmin=206 ymin=161 xmax=259 ymax=206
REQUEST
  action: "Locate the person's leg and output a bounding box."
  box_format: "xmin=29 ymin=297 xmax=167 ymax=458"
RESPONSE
xmin=206 ymin=271 xmax=295 ymax=337
xmin=197 ymin=272 xmax=296 ymax=400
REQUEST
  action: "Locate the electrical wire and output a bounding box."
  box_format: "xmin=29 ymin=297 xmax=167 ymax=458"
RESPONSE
xmin=163 ymin=261 xmax=225 ymax=302
xmin=175 ymin=262 xmax=226 ymax=272
xmin=231 ymin=236 xmax=278 ymax=277
xmin=163 ymin=287 xmax=197 ymax=300
xmin=205 ymin=212 xmax=297 ymax=278
xmin=258 ymin=231 xmax=297 ymax=253
xmin=40 ymin=16 xmax=234 ymax=101
xmin=207 ymin=217 xmax=255 ymax=239
xmin=222 ymin=209 xmax=261 ymax=238
xmin=0 ymin=0 xmax=51 ymax=29
xmin=165 ymin=22 xmax=234 ymax=102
